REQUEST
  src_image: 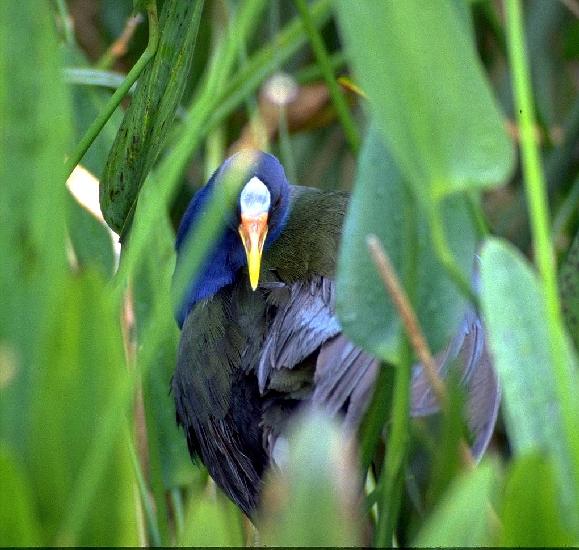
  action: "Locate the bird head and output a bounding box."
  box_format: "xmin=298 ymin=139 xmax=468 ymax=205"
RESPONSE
xmin=174 ymin=151 xmax=291 ymax=324
xmin=233 ymin=151 xmax=290 ymax=290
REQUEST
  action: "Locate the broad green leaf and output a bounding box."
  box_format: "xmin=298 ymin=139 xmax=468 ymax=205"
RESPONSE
xmin=336 ymin=127 xmax=477 ymax=362
xmin=27 ymin=272 xmax=138 ymax=546
xmin=480 ymin=237 xmax=579 ymax=531
xmin=259 ymin=410 xmax=363 ymax=547
xmin=335 ymin=0 xmax=514 ymax=197
xmin=0 ymin=445 xmax=42 ymax=546
xmin=500 ymin=453 xmax=574 ymax=546
xmin=414 ymin=460 xmax=499 ymax=547
xmin=0 ymin=0 xmax=70 ymax=452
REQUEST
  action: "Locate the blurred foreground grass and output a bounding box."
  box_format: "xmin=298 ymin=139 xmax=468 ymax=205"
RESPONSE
xmin=1 ymin=0 xmax=578 ymax=546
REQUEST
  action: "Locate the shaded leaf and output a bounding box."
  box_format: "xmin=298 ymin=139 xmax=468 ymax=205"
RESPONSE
xmin=336 ymin=127 xmax=477 ymax=362
xmin=100 ymin=0 xmax=204 ymax=234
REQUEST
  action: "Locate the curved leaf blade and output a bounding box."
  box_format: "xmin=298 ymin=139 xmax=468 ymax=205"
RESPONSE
xmin=100 ymin=0 xmax=203 ymax=234
xmin=335 ymin=0 xmax=514 ymax=197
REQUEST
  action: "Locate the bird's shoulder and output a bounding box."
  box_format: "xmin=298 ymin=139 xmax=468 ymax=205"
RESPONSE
xmin=263 ymin=185 xmax=349 ymax=282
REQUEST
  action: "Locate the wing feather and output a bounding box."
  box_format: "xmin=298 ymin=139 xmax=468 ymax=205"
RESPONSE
xmin=172 ymin=286 xmax=268 ymax=516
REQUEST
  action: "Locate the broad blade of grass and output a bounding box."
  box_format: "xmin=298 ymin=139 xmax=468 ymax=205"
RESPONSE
xmin=0 ymin=0 xmax=70 ymax=457
xmin=0 ymin=445 xmax=42 ymax=546
xmin=28 ymin=273 xmax=138 ymax=546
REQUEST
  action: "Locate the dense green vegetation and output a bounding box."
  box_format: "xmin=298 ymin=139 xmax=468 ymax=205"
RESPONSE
xmin=1 ymin=0 xmax=577 ymax=546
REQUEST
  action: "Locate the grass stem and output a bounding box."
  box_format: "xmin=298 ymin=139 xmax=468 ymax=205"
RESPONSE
xmin=430 ymin=206 xmax=480 ymax=309
xmin=367 ymin=235 xmax=448 ymax=408
xmin=54 ymin=0 xmax=75 ymax=46
xmin=373 ymin=336 xmax=411 ymax=547
xmin=505 ymin=0 xmax=579 ymax=512
xmin=293 ymin=0 xmax=360 ymax=153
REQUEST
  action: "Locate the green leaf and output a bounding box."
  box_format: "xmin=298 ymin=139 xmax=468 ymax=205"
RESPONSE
xmin=480 ymin=237 xmax=579 ymax=532
xmin=259 ymin=410 xmax=363 ymax=547
xmin=100 ymin=0 xmax=204 ymax=234
xmin=0 ymin=0 xmax=70 ymax=453
xmin=335 ymin=0 xmax=514 ymax=197
xmin=336 ymin=127 xmax=477 ymax=361
xmin=414 ymin=460 xmax=499 ymax=547
xmin=0 ymin=445 xmax=42 ymax=546
xmin=27 ymin=272 xmax=139 ymax=546
xmin=500 ymin=453 xmax=574 ymax=546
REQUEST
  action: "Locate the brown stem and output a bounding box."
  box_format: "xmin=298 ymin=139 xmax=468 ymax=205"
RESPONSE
xmin=366 ymin=234 xmax=447 ymax=407
xmin=366 ymin=234 xmax=476 ymax=468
